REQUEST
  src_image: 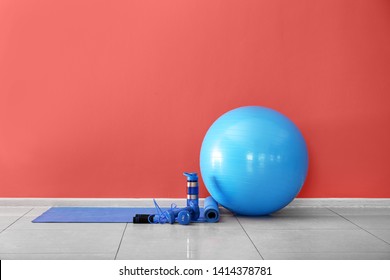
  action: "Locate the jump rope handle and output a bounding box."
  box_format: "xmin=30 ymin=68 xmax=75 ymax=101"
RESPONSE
xmin=134 ymin=172 xmax=200 ymax=225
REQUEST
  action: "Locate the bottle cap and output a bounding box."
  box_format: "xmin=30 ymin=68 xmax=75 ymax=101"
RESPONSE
xmin=183 ymin=172 xmax=198 ymax=181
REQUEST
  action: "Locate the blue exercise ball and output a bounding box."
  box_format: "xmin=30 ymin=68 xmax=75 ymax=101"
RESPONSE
xmin=200 ymin=106 xmax=309 ymax=216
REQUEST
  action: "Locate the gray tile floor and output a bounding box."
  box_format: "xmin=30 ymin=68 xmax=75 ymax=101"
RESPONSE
xmin=0 ymin=206 xmax=390 ymax=260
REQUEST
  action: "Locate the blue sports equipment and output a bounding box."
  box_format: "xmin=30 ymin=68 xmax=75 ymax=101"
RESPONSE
xmin=200 ymin=106 xmax=309 ymax=216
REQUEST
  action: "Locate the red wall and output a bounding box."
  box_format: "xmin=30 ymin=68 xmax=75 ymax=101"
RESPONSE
xmin=1 ymin=0 xmax=390 ymax=198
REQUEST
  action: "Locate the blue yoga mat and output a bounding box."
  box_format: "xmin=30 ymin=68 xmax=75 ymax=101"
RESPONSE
xmin=32 ymin=207 xmax=208 ymax=223
xmin=33 ymin=196 xmax=220 ymax=223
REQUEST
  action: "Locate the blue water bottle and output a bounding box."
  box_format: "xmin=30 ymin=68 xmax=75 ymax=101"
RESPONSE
xmin=184 ymin=172 xmax=200 ymax=221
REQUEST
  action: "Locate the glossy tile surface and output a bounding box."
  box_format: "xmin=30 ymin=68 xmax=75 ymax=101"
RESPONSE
xmin=1 ymin=206 xmax=390 ymax=260
xmin=0 ymin=228 xmax=124 ymax=254
xmin=0 ymin=253 xmax=115 ymax=260
xmin=262 ymin=252 xmax=390 ymax=260
xmin=236 ymin=215 xmax=358 ymax=230
xmin=365 ymin=229 xmax=390 ymax=244
xmin=247 ymin=229 xmax=390 ymax=253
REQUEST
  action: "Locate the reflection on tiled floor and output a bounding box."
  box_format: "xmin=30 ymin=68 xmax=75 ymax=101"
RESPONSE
xmin=0 ymin=206 xmax=390 ymax=260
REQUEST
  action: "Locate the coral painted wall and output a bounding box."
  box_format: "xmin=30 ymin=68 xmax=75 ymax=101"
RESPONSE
xmin=1 ymin=0 xmax=390 ymax=198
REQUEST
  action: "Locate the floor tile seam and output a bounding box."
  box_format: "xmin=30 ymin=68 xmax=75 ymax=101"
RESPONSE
xmin=242 ymin=228 xmax=369 ymax=232
xmin=0 ymin=208 xmax=34 ymax=234
xmin=237 ymin=215 xmax=332 ymax=218
xmin=327 ymin=207 xmax=390 ymax=209
xmin=236 ymin=214 xmax=355 ymax=219
xmin=326 ymin=207 xmax=390 ymax=247
xmin=260 ymin=251 xmax=390 ymax=254
xmin=114 ymin=248 xmax=260 ymax=252
xmin=240 ymin=229 xmax=362 ymax=231
xmin=258 ymin=251 xmax=390 ymax=254
xmin=0 ymin=252 xmax=116 ymax=255
xmin=0 ymin=250 xmax=119 ymax=254
xmin=234 ymin=215 xmax=264 ymax=260
xmin=97 ymin=227 xmax=383 ymax=232
xmin=114 ymin=223 xmax=128 ymax=260
xmin=121 ymin=228 xmax=246 ymax=232
xmin=114 ymin=258 xmax=263 ymax=260
xmin=3 ymin=218 xmax=129 ymax=229
xmin=3 ymin=227 xmax=127 ymax=231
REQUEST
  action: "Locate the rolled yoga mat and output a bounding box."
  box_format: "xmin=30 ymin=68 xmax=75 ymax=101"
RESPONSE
xmin=204 ymin=196 xmax=220 ymax=223
xmin=32 ymin=196 xmax=220 ymax=223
